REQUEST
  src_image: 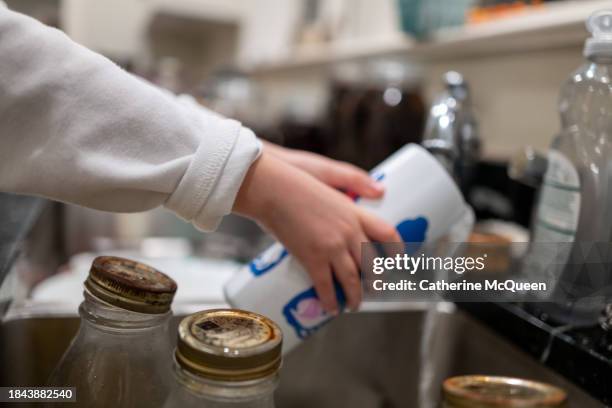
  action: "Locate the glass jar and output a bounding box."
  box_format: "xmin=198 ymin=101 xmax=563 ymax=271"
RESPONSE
xmin=164 ymin=309 xmax=282 ymax=408
xmin=441 ymin=375 xmax=567 ymax=408
xmin=48 ymin=256 xmax=177 ymax=407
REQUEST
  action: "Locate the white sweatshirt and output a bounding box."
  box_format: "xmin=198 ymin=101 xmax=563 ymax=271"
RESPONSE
xmin=0 ymin=7 xmax=261 ymax=231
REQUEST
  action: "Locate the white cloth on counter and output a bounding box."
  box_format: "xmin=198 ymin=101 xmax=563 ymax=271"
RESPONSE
xmin=0 ymin=7 xmax=261 ymax=231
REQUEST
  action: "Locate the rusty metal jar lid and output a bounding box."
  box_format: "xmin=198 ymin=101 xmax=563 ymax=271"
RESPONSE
xmin=84 ymin=256 xmax=177 ymax=314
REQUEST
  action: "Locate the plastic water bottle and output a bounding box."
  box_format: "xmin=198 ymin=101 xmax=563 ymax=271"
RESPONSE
xmin=525 ymin=10 xmax=612 ymax=325
xmin=225 ymin=144 xmax=474 ymax=353
xmin=559 ymin=10 xmax=612 ymax=135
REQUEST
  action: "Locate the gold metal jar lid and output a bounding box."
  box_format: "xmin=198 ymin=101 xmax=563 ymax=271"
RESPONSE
xmin=443 ymin=376 xmax=567 ymax=408
xmin=84 ymin=256 xmax=177 ymax=314
xmin=176 ymin=309 xmax=282 ymax=382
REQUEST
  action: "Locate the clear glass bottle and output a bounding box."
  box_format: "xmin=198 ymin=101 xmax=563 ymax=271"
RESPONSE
xmin=441 ymin=375 xmax=567 ymax=408
xmin=48 ymin=256 xmax=177 ymax=407
xmin=525 ymin=10 xmax=612 ymax=325
xmin=164 ymin=309 xmax=282 ymax=408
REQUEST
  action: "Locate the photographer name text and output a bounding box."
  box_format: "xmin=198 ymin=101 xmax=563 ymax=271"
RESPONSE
xmin=371 ymin=279 xmax=547 ymax=293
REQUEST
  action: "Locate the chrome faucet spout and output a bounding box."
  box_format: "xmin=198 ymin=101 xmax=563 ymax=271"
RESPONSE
xmin=422 ymin=71 xmax=481 ymax=191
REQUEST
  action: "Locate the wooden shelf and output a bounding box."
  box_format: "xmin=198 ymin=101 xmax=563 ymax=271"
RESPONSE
xmin=246 ymin=0 xmax=610 ymax=74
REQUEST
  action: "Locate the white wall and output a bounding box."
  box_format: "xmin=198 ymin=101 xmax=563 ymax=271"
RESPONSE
xmin=61 ymin=0 xmax=151 ymax=58
xmin=61 ymin=0 xmax=247 ymax=58
xmin=236 ymin=0 xmax=303 ymax=67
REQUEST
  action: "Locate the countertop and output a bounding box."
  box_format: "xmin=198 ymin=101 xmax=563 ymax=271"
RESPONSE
xmin=460 ymin=302 xmax=612 ymax=406
xmin=0 ymin=193 xmax=45 ymax=286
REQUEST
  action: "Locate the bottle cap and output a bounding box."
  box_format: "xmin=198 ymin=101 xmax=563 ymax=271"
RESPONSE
xmin=175 ymin=309 xmax=282 ymax=381
xmin=84 ymin=256 xmax=177 ymax=314
xmin=443 ymin=375 xmax=567 ymax=407
xmin=584 ymin=10 xmax=612 ymax=59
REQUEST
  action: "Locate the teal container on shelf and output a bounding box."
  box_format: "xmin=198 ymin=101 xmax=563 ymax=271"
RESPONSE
xmin=397 ymin=0 xmax=476 ymax=39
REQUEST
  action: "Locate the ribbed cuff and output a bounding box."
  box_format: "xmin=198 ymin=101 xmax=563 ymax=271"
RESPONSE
xmin=193 ymin=127 xmax=262 ymax=230
xmin=164 ymin=94 xmax=262 ymax=231
xmin=165 ymin=115 xmax=240 ymax=229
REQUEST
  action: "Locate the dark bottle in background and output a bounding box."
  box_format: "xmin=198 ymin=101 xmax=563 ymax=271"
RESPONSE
xmin=323 ymin=60 xmax=426 ymax=170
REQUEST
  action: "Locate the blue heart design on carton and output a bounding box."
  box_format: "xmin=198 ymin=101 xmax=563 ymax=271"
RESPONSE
xmin=396 ymin=216 xmax=428 ymax=254
xmin=396 ymin=216 xmax=428 ymax=243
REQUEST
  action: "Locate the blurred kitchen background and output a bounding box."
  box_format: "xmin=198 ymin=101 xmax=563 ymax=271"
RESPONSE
xmin=2 ymin=1 xmax=612 ymax=406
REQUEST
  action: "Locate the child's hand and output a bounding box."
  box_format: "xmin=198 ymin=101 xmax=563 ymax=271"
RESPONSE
xmin=233 ymin=152 xmax=400 ymax=314
xmin=263 ymin=141 xmax=384 ymax=199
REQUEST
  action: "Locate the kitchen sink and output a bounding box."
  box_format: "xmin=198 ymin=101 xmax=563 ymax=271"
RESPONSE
xmin=277 ymin=307 xmax=601 ymax=407
xmin=0 ymin=305 xmax=601 ymax=407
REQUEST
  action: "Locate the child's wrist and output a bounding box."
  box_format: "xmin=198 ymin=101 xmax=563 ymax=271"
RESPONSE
xmin=233 ymin=152 xmax=278 ymax=223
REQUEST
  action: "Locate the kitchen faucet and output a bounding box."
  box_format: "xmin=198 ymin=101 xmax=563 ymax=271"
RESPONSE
xmin=422 ymin=71 xmax=481 ymax=193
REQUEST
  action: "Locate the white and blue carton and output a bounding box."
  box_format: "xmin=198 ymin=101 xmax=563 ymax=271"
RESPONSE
xmin=224 ymin=144 xmax=473 ymax=353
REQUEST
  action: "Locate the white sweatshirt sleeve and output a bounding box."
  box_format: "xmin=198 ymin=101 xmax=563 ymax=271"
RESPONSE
xmin=0 ymin=7 xmax=261 ymax=231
